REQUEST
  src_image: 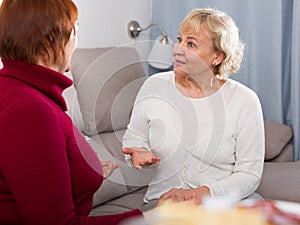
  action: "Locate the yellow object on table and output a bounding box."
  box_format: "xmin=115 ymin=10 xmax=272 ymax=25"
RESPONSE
xmin=152 ymin=201 xmax=268 ymax=225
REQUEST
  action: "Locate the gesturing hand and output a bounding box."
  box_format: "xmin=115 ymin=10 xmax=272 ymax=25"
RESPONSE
xmin=122 ymin=147 xmax=160 ymax=169
xmin=101 ymin=160 xmax=119 ymax=179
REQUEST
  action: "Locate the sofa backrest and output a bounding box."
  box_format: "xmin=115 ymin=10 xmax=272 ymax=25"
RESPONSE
xmin=68 ymin=47 xmax=152 ymax=207
xmin=70 ymin=47 xmax=147 ymax=136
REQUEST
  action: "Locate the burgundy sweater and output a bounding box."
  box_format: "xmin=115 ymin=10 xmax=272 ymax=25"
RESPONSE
xmin=0 ymin=59 xmax=142 ymax=225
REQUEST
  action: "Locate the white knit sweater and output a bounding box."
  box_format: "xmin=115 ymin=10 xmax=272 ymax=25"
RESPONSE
xmin=123 ymin=71 xmax=265 ymax=202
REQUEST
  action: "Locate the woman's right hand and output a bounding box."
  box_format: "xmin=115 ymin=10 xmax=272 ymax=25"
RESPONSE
xmin=122 ymin=147 xmax=160 ymax=169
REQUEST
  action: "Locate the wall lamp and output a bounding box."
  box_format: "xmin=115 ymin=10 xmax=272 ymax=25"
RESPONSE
xmin=127 ymin=20 xmax=173 ymax=70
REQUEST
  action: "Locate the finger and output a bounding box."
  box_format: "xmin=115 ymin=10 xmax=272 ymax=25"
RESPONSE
xmin=105 ymin=164 xmax=112 ymax=175
xmin=161 ymin=188 xmax=177 ymax=199
xmin=132 ymin=160 xmax=143 ymax=169
xmin=142 ymin=157 xmax=160 ymax=167
xmin=122 ymin=148 xmax=134 ymax=154
xmin=192 ymin=198 xmax=201 ymax=205
xmin=184 ymin=193 xmax=195 ymax=200
xmin=142 ymin=159 xmax=156 ymax=166
xmin=101 ymin=160 xmax=119 ymax=169
xmin=102 ymin=161 xmax=121 ymax=179
xmin=112 ymin=162 xmax=119 ymax=169
xmin=107 ymin=161 xmax=119 ymax=169
xmin=103 ymin=166 xmax=111 ymax=179
xmin=108 ymin=162 xmax=119 ymax=171
xmin=168 ymin=194 xmax=183 ymax=203
xmin=133 ymin=164 xmax=142 ymax=170
xmin=101 ymin=160 xmax=110 ymax=167
xmin=160 ymin=191 xmax=172 ymax=200
xmin=151 ymin=157 xmax=160 ymax=165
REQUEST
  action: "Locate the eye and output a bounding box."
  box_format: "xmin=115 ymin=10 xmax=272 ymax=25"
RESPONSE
xmin=188 ymin=42 xmax=196 ymax=48
xmin=177 ymin=37 xmax=182 ymax=43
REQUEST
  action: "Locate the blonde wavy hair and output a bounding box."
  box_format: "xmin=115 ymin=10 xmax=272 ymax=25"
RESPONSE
xmin=179 ymin=8 xmax=244 ymax=76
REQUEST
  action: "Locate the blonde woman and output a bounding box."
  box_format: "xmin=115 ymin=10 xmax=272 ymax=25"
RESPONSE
xmin=123 ymin=8 xmax=265 ymax=206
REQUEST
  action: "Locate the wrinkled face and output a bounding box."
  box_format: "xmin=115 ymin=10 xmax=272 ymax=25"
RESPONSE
xmin=60 ymin=20 xmax=79 ymax=73
xmin=172 ymin=28 xmax=217 ymax=78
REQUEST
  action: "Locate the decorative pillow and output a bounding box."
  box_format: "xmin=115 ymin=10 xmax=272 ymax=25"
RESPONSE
xmin=71 ymin=47 xmax=147 ymax=136
xmin=264 ymin=121 xmax=293 ymax=160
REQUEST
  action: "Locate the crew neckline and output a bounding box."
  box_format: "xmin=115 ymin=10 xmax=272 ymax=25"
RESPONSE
xmin=170 ymin=72 xmax=230 ymax=101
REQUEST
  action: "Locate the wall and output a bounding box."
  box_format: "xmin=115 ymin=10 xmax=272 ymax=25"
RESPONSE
xmin=73 ymin=0 xmax=153 ymax=62
xmin=0 ymin=0 xmax=153 ymax=68
xmin=74 ymin=0 xmax=152 ymax=47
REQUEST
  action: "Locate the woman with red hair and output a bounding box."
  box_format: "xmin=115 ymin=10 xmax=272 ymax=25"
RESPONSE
xmin=0 ymin=0 xmax=143 ymax=224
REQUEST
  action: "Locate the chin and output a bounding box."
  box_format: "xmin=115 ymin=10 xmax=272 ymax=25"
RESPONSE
xmin=174 ymin=67 xmax=188 ymax=77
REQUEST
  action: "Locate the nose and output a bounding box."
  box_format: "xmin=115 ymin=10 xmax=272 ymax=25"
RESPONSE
xmin=172 ymin=43 xmax=185 ymax=56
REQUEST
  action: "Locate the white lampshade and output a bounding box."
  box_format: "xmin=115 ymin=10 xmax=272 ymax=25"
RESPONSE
xmin=148 ymin=36 xmax=173 ymax=69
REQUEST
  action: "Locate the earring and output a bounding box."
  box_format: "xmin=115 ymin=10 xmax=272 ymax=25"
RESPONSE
xmin=210 ymin=76 xmax=215 ymax=88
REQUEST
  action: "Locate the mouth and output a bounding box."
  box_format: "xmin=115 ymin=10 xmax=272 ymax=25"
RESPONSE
xmin=174 ymin=58 xmax=185 ymax=66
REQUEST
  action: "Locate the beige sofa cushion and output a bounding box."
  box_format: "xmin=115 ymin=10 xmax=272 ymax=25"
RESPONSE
xmin=71 ymin=47 xmax=147 ymax=136
xmin=269 ymin=143 xmax=294 ymax=162
xmin=70 ymin=47 xmax=151 ymax=206
xmin=90 ymin=187 xmax=148 ymax=216
xmin=89 ymin=131 xmax=152 ymax=207
xmin=264 ymin=121 xmax=293 ymax=160
xmin=92 ymin=130 xmax=152 ymax=191
xmin=88 ymin=139 xmax=128 ymax=206
xmin=257 ymin=161 xmax=300 ymax=202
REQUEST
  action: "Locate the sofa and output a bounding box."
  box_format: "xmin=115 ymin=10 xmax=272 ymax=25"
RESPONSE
xmin=64 ymin=46 xmax=300 ymax=216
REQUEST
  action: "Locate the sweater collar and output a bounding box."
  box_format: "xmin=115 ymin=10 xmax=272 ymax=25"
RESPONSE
xmin=0 ymin=59 xmax=73 ymax=111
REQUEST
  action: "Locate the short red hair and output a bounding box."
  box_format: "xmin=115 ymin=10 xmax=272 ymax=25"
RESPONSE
xmin=0 ymin=0 xmax=78 ymax=66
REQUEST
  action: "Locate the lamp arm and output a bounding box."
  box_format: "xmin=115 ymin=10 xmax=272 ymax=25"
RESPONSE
xmin=127 ymin=20 xmax=170 ymax=43
xmin=141 ymin=23 xmax=168 ymax=38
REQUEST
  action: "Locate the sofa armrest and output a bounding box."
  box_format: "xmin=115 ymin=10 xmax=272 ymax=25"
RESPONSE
xmin=264 ymin=121 xmax=293 ymax=161
xmin=256 ymin=161 xmax=300 ymax=203
xmin=267 ymin=143 xmax=294 ymax=162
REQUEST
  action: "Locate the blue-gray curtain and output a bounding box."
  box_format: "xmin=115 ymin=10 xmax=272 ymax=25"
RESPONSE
xmin=151 ymin=0 xmax=300 ymax=160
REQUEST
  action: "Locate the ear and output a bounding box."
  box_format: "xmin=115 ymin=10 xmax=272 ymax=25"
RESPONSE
xmin=213 ymin=52 xmax=225 ymax=66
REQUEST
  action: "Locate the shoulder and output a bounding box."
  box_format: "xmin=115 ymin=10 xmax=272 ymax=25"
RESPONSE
xmin=137 ymin=71 xmax=174 ymax=98
xmin=145 ymin=71 xmax=173 ymax=83
xmin=0 ymin=88 xmax=60 ymax=125
xmin=226 ymin=79 xmax=261 ymax=106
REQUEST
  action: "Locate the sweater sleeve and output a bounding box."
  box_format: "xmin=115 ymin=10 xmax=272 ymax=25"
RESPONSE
xmin=123 ymin=98 xmax=151 ymax=151
xmin=122 ymin=85 xmax=153 ymax=166
xmin=0 ymin=102 xmax=142 ymax=225
xmin=204 ymin=91 xmax=265 ymax=200
xmin=122 ymin=73 xmax=171 ymax=155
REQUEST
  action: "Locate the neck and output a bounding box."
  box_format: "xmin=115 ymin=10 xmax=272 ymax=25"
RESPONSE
xmin=174 ymin=71 xmax=225 ymax=98
xmin=36 ymin=59 xmax=66 ymax=73
xmin=176 ymin=72 xmax=211 ymax=94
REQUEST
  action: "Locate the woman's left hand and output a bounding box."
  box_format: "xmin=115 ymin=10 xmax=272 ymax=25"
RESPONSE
xmin=157 ymin=186 xmax=211 ymax=206
xmin=101 ymin=160 xmax=119 ymax=179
